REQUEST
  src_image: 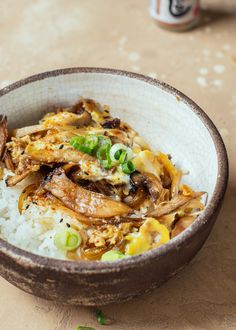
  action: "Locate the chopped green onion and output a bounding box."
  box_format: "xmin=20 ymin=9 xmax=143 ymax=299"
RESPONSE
xmin=76 ymin=327 xmax=95 ymax=330
xmin=70 ymin=134 xmax=99 ymax=155
xmin=101 ymin=250 xmax=125 ymax=261
xmin=110 ymin=143 xmax=133 ymax=164
xmin=70 ymin=136 xmax=85 ymax=149
xmin=122 ymin=160 xmax=135 ymax=174
xmin=97 ymin=135 xmax=112 ymax=146
xmin=86 ymin=134 xmax=99 ymax=150
xmin=96 ymin=143 xmax=110 ymax=161
xmin=54 ymin=228 xmax=81 ymax=251
xmin=116 ymin=149 xmax=127 ymax=164
xmin=96 ymin=309 xmax=106 ymax=325
xmin=114 ymin=150 xmax=121 ymax=160
xmin=100 ymin=158 xmax=113 ymax=170
xmin=77 ymin=144 xmax=94 ymax=154
xmin=96 ymin=139 xmax=113 ymax=169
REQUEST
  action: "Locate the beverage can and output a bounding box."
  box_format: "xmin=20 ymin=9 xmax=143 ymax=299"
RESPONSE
xmin=149 ymin=0 xmax=201 ymax=31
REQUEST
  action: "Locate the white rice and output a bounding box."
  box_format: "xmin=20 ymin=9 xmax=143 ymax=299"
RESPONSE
xmin=0 ymin=169 xmax=76 ymax=259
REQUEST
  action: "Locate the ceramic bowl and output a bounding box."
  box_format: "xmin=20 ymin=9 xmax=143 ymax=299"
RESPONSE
xmin=0 ymin=68 xmax=228 ymax=305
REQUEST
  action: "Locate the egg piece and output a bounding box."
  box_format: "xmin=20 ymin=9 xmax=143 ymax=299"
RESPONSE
xmin=132 ymin=150 xmax=163 ymax=177
xmin=125 ymin=218 xmax=170 ymax=256
xmin=42 ymin=112 xmax=80 ymax=127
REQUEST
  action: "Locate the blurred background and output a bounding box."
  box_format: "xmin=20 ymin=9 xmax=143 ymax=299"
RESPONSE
xmin=0 ymin=0 xmax=235 ymax=329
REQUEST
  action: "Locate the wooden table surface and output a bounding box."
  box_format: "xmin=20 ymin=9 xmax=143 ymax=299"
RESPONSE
xmin=0 ymin=0 xmax=235 ymax=329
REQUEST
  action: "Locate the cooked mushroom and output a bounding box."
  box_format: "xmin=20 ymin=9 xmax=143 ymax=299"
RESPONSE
xmin=5 ymin=162 xmax=40 ymax=187
xmin=0 ymin=165 xmax=3 ymax=180
xmin=25 ymin=141 xmax=96 ymax=164
xmin=171 ymin=216 xmax=195 ymax=238
xmin=74 ymin=111 xmax=91 ymax=127
xmin=13 ymin=125 xmax=46 ymax=138
xmin=43 ymin=168 xmax=132 ymax=218
xmin=157 ymin=152 xmax=182 ymax=197
xmin=123 ymin=187 xmax=146 ymax=209
xmin=108 ymin=129 xmax=131 ymax=145
xmin=131 ymin=172 xmax=163 ymax=201
xmin=3 ymin=150 xmax=15 ymax=172
xmin=35 ymin=192 xmax=94 ymax=227
xmin=147 ymin=192 xmax=204 ymax=218
xmin=76 ymin=98 xmax=100 ymax=114
xmin=155 ymin=188 xmax=170 ymax=205
xmin=102 ymin=118 xmax=121 ymax=129
xmin=74 ymin=179 xmax=116 ymax=197
xmin=0 ymin=115 xmax=8 ymax=159
xmin=6 ymin=171 xmax=32 ymax=187
xmin=81 ymin=246 xmax=109 ymax=260
xmin=18 ymin=183 xmax=38 ymax=214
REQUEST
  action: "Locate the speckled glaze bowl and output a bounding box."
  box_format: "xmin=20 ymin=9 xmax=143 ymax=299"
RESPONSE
xmin=0 ymin=68 xmax=228 ymax=306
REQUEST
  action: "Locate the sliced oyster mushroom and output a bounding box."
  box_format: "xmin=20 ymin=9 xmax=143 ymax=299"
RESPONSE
xmin=0 ymin=115 xmax=8 ymax=159
xmin=43 ymin=168 xmax=132 ymax=218
xmin=147 ymin=192 xmax=204 ymax=218
xmin=3 ymin=150 xmax=15 ymax=172
xmin=13 ymin=124 xmax=46 ymax=138
xmin=131 ymin=172 xmax=163 ymax=201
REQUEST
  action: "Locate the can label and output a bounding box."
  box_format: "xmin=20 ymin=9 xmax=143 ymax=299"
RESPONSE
xmin=150 ymin=0 xmax=200 ymax=26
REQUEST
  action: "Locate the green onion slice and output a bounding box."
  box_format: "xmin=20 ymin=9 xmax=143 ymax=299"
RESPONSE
xmin=97 ymin=135 xmax=112 ymax=146
xmin=96 ymin=309 xmax=106 ymax=325
xmin=77 ymin=144 xmax=94 ymax=154
xmin=96 ymin=139 xmax=113 ymax=169
xmin=100 ymin=158 xmax=113 ymax=170
xmin=96 ymin=143 xmax=111 ymax=161
xmin=70 ymin=136 xmax=85 ymax=148
xmin=122 ymin=160 xmax=135 ymax=174
xmin=70 ymin=134 xmax=99 ymax=155
xmin=110 ymin=143 xmax=133 ymax=164
xmin=85 ymin=134 xmax=99 ymax=149
xmin=101 ymin=250 xmax=125 ymax=261
xmin=116 ymin=149 xmax=127 ymax=164
xmin=54 ymin=228 xmax=81 ymax=251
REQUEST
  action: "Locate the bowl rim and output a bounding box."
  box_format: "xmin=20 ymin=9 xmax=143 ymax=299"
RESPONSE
xmin=0 ymin=67 xmax=228 ymax=274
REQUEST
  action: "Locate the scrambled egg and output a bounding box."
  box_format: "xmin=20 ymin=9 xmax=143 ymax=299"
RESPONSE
xmin=125 ymin=218 xmax=170 ymax=256
xmin=79 ymin=162 xmax=130 ymax=185
xmin=42 ymin=112 xmax=80 ymax=127
xmin=132 ymin=150 xmax=163 ymax=178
